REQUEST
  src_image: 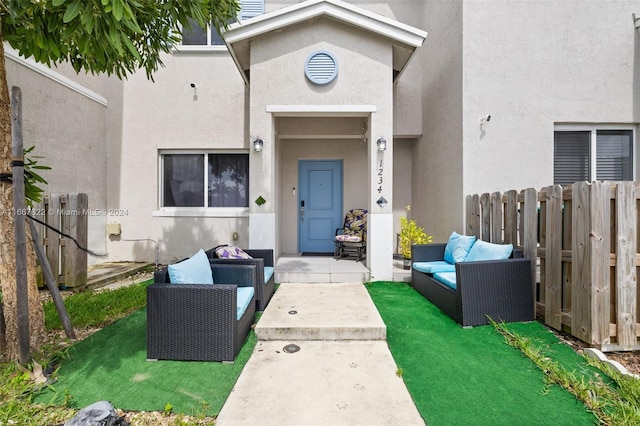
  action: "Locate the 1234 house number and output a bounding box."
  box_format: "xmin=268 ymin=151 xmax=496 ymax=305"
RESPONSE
xmin=377 ymin=160 xmax=383 ymax=193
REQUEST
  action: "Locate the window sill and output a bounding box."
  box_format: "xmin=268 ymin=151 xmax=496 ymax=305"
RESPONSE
xmin=172 ymin=45 xmax=228 ymax=54
xmin=152 ymin=208 xmax=249 ymax=218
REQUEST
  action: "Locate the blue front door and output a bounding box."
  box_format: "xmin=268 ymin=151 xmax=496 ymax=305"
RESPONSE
xmin=298 ymin=160 xmax=343 ymax=253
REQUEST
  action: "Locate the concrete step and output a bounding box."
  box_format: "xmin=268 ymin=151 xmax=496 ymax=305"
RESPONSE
xmin=255 ymin=283 xmax=386 ymax=341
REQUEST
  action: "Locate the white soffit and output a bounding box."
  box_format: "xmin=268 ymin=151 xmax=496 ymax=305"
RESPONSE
xmin=224 ymin=0 xmax=427 ymax=85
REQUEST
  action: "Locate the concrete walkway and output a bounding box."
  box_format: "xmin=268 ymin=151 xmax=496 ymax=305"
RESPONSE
xmin=216 ymin=283 xmax=425 ymax=426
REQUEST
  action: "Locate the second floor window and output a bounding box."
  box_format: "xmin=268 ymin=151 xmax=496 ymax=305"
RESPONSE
xmin=180 ymin=0 xmax=264 ymax=47
xmin=554 ymin=128 xmax=634 ymax=185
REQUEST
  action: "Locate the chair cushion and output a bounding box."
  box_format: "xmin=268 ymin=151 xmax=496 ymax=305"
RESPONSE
xmin=413 ymin=261 xmax=456 ymax=274
xmin=236 ymin=287 xmax=255 ymax=320
xmin=215 ymin=245 xmax=253 ymax=259
xmin=168 ymin=249 xmax=214 ymax=284
xmin=465 ymin=240 xmax=513 ymax=262
xmin=433 ymin=272 xmax=457 ymax=290
xmin=335 ymin=234 xmax=362 ymax=242
xmin=338 ymin=209 xmax=368 ymax=241
xmin=264 ymin=266 xmax=274 ymax=283
xmin=443 ymin=232 xmax=476 ymax=264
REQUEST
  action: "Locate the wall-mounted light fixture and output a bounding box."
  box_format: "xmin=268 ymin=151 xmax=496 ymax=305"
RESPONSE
xmin=190 ymin=82 xmax=198 ymax=100
xmin=479 ymin=115 xmax=491 ymax=124
xmin=253 ymin=138 xmax=264 ymax=152
xmin=377 ymin=137 xmax=387 ymax=151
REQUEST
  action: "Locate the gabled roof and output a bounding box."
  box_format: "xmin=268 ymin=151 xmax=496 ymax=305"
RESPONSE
xmin=223 ymin=0 xmax=427 ymax=85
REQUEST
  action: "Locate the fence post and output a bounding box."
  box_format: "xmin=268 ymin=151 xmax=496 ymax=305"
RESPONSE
xmin=544 ymin=184 xmax=563 ymax=330
xmin=465 ymin=194 xmax=480 ymax=239
xmin=63 ymin=193 xmax=88 ymax=287
xmin=615 ymin=181 xmax=637 ymax=348
xmin=490 ymin=191 xmax=502 ymax=243
xmin=590 ymin=181 xmax=611 ymax=347
xmin=504 ymin=190 xmax=518 ymax=245
xmin=480 ymin=193 xmax=490 ymax=241
xmin=45 ymin=194 xmax=61 ymax=284
xmin=572 ymin=181 xmax=591 ymax=342
xmin=522 ymin=188 xmax=538 ymax=312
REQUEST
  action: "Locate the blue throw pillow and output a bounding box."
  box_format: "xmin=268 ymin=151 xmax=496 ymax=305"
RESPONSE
xmin=464 ymin=240 xmax=513 ymax=262
xmin=168 ymin=249 xmax=214 ymax=284
xmin=443 ymin=232 xmax=476 ymax=264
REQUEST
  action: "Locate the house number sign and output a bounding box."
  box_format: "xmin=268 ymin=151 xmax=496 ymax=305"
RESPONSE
xmin=377 ymin=160 xmax=384 ymax=193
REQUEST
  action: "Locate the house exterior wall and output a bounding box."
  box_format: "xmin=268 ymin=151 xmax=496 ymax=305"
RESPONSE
xmin=12 ymin=0 xmax=639 ymax=273
xmin=461 ymin=0 xmax=640 ymax=199
xmin=107 ymin=52 xmax=248 ymax=263
xmin=5 ymin=54 xmax=116 ymax=264
xmin=248 ymin=17 xmax=395 ymax=276
xmin=415 ymin=0 xmax=639 ymax=244
xmin=412 ymin=0 xmax=464 ymax=243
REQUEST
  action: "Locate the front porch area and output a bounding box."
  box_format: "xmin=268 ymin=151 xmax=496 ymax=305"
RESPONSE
xmin=274 ymin=255 xmax=410 ymax=283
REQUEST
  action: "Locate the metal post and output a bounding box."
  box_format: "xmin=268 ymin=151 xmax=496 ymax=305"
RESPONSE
xmin=11 ymin=86 xmax=30 ymax=363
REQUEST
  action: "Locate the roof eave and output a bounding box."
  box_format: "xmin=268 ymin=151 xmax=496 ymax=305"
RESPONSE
xmin=223 ymin=0 xmax=427 ymax=85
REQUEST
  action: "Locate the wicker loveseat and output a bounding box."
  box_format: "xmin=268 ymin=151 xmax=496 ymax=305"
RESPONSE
xmin=411 ymin=240 xmax=534 ymax=327
xmin=147 ymin=262 xmax=257 ymax=362
xmin=205 ymin=247 xmax=275 ymax=311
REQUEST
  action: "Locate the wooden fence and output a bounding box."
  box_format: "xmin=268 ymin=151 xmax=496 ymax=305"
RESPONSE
xmin=465 ymin=181 xmax=639 ymax=352
xmin=33 ymin=193 xmax=88 ymax=289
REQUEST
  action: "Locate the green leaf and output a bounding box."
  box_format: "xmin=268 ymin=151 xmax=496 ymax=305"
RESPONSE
xmin=63 ymin=0 xmax=82 ymax=23
xmin=52 ymin=0 xmax=67 ymax=6
xmin=122 ymin=37 xmax=141 ymax=61
xmin=112 ymin=0 xmax=124 ymax=21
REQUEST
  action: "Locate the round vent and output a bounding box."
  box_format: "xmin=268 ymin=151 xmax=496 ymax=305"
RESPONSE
xmin=304 ymin=51 xmax=338 ymax=85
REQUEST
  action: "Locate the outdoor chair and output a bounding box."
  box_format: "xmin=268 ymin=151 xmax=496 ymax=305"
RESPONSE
xmin=205 ymin=246 xmax=275 ymax=311
xmin=147 ymin=258 xmax=256 ymax=362
xmin=334 ymin=208 xmax=367 ymax=261
xmin=411 ymin=235 xmax=534 ymax=327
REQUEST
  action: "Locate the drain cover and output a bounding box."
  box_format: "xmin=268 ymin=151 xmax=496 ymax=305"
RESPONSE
xmin=283 ymin=344 xmax=301 ymax=354
xmin=288 ymin=310 xmax=298 ymax=315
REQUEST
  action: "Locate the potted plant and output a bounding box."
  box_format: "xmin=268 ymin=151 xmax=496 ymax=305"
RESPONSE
xmin=398 ymin=206 xmax=432 ymax=269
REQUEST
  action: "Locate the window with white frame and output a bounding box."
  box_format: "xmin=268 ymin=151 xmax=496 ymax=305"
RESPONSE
xmin=180 ymin=0 xmax=264 ymax=47
xmin=161 ymin=152 xmax=249 ymax=208
xmin=554 ymin=127 xmax=634 ymax=185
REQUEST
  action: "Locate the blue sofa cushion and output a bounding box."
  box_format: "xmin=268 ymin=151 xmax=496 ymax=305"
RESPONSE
xmin=465 ymin=240 xmax=513 ymax=262
xmin=433 ymin=272 xmax=457 ymax=290
xmin=413 ymin=261 xmax=456 ymax=274
xmin=236 ymin=287 xmax=255 ymax=320
xmin=264 ymin=266 xmax=274 ymax=283
xmin=444 ymin=232 xmax=476 ymax=264
xmin=168 ymin=249 xmax=214 ymax=284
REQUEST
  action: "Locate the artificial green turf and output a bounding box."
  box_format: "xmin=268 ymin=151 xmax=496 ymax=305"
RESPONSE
xmin=36 ymin=308 xmax=256 ymax=416
xmin=366 ymin=281 xmax=597 ymax=426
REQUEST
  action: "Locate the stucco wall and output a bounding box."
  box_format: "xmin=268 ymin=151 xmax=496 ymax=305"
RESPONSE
xmin=462 ymin=0 xmax=640 ymax=196
xmin=108 ymin=51 xmax=248 ymax=263
xmin=279 ymin=137 xmax=369 ymax=254
xmin=413 ymin=0 xmax=464 ymax=243
xmin=249 ymin=16 xmax=394 ymax=251
xmin=5 ymin=55 xmax=115 ymax=264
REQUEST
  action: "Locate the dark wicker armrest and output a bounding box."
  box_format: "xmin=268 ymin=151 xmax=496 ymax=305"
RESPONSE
xmin=455 ymin=258 xmax=534 ymax=326
xmin=412 ymin=243 xmax=447 ymax=262
xmin=242 ymin=249 xmax=274 ymax=267
xmin=210 ymin=264 xmax=256 ymax=287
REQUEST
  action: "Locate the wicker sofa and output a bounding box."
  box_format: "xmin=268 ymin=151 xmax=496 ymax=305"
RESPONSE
xmin=147 ymin=263 xmax=256 ymax=362
xmin=411 ymin=243 xmax=534 ymax=327
xmin=206 ymin=248 xmax=275 ymax=311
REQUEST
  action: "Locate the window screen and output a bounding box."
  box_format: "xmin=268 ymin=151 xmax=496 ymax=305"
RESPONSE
xmin=596 ymin=130 xmax=633 ymax=181
xmin=554 ymin=131 xmax=590 ymax=185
